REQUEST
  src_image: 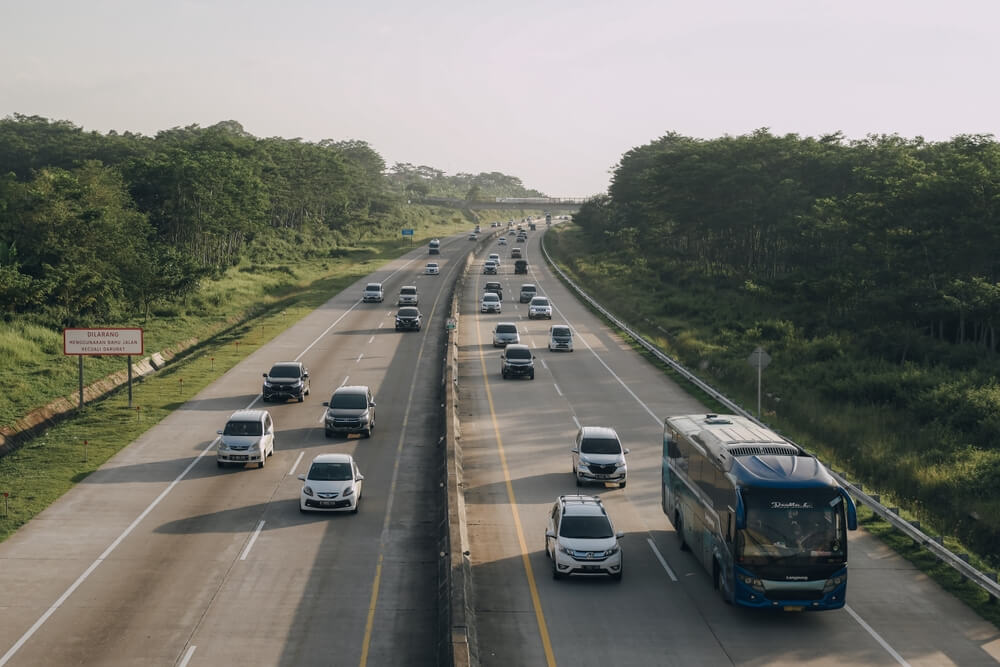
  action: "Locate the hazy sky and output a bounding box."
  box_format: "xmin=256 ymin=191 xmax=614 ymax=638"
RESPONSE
xmin=3 ymin=1 xmax=999 ymax=196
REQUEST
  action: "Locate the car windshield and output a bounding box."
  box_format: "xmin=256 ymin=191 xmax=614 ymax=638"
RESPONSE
xmin=506 ymin=348 xmax=531 ymax=360
xmin=398 ymin=308 xmax=418 ymax=317
xmin=559 ymin=515 xmax=614 ymax=539
xmin=308 ymin=462 xmax=353 ymax=481
xmin=426 ymin=264 xmax=437 ymax=269
xmin=330 ymin=393 xmax=368 ymax=409
xmin=366 ymin=284 xmax=380 ymax=291
xmin=532 ymin=298 xmax=549 ymax=307
xmin=484 ymin=294 xmax=498 ymax=302
xmin=223 ymin=420 xmax=262 ymax=436
xmin=552 ymin=328 xmax=571 ymax=338
xmin=521 ymin=286 xmax=535 ymax=293
xmin=496 ymin=325 xmax=517 ymax=333
xmin=581 ymin=437 xmax=621 ymax=455
xmin=268 ymin=365 xmax=301 ymax=378
xmin=401 ymin=287 xmax=416 ymax=294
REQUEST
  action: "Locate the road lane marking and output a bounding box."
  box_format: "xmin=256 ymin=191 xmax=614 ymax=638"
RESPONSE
xmin=554 ymin=383 xmax=562 ymax=396
xmin=646 ymin=538 xmax=678 ymax=582
xmin=472 ymin=289 xmax=557 ymax=667
xmin=846 ymin=605 xmax=909 ymax=665
xmin=539 ymin=358 xmax=548 ymax=369
xmin=572 ymin=415 xmax=580 ymax=429
xmin=0 ymin=438 xmax=219 ymax=667
xmin=359 ymin=242 xmax=466 ymax=667
xmin=178 ymin=645 xmax=196 ymax=667
xmin=341 ymin=376 xmax=349 ymax=387
xmin=240 ymin=520 xmax=265 ymax=561
xmin=368 ymin=335 xmax=375 ymax=344
xmin=378 ymin=322 xmax=384 ymax=328
xmin=289 ymin=451 xmax=304 ymax=476
xmin=356 ymin=353 xmax=364 ymax=363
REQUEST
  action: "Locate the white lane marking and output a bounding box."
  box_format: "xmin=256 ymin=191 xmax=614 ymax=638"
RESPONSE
xmin=554 ymin=383 xmax=562 ymax=396
xmin=356 ymin=353 xmax=364 ymax=363
xmin=539 ymin=358 xmax=548 ymax=370
xmin=846 ymin=605 xmax=910 ymax=665
xmin=572 ymin=415 xmax=580 ymax=429
xmin=240 ymin=520 xmax=266 ymax=561
xmin=646 ymin=538 xmax=678 ymax=582
xmin=340 ymin=376 xmax=349 ymax=387
xmin=0 ymin=438 xmax=219 ymax=667
xmin=178 ymin=645 xmax=196 ymax=667
xmin=368 ymin=335 xmax=375 ymax=344
xmin=289 ymin=451 xmax=304 ymax=476
xmin=378 ymin=322 xmax=384 ymax=329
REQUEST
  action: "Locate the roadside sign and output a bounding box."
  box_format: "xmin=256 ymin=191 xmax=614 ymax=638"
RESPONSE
xmin=64 ymin=328 xmax=143 ymax=356
xmin=747 ymin=346 xmax=771 ymax=369
xmin=401 ymin=229 xmax=414 ymax=236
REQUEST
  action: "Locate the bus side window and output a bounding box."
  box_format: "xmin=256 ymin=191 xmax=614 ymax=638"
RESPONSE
xmin=666 ymin=437 xmax=681 ymax=459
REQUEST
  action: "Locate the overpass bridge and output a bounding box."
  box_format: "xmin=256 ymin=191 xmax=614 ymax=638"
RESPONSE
xmin=420 ymin=197 xmax=587 ymax=212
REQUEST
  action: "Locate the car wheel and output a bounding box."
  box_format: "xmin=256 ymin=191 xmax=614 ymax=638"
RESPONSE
xmin=552 ymin=559 xmax=562 ymax=580
xmin=363 ymin=427 xmax=372 ymax=439
xmin=325 ymin=429 xmax=333 ymax=438
xmin=258 ymin=456 xmax=265 ymax=469
xmin=351 ymin=499 xmax=360 ymax=514
xmin=676 ymin=512 xmax=690 ymax=552
xmin=299 ymin=506 xmax=307 ymax=514
xmin=529 ymin=371 xmax=535 ymax=380
xmin=620 ymin=480 xmax=626 ymax=489
xmin=298 ymin=394 xmax=304 ymax=403
xmin=217 ymin=460 xmax=223 ymax=468
xmin=612 ymin=568 xmax=623 ymax=582
xmin=575 ymin=474 xmax=582 ymax=487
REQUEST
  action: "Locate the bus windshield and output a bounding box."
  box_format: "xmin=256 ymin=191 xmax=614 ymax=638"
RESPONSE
xmin=738 ymin=489 xmax=846 ymax=564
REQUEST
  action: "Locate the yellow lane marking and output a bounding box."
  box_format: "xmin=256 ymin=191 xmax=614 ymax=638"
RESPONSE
xmin=359 ymin=555 xmax=383 ymax=666
xmin=473 ymin=273 xmax=557 ymax=667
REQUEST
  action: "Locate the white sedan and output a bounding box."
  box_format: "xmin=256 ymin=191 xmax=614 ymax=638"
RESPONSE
xmin=425 ymin=262 xmax=440 ymax=275
xmin=298 ymin=453 xmax=364 ymax=513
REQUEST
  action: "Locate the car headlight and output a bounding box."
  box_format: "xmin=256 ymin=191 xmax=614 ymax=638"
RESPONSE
xmin=249 ymin=441 xmax=261 ymax=451
xmin=342 ymin=486 xmax=354 ymax=497
xmin=823 ymin=575 xmax=845 ymax=592
xmin=557 ymin=544 xmax=570 ymax=555
xmin=303 ymin=486 xmax=314 ymax=497
xmin=359 ymin=412 xmax=370 ymax=423
xmin=606 ymin=545 xmax=620 ymax=556
xmin=263 ymin=381 xmax=273 ymax=387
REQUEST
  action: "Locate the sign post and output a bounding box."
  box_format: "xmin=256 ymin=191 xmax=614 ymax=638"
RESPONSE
xmin=401 ymin=228 xmax=414 ymax=246
xmin=747 ymin=346 xmax=771 ymax=419
xmin=63 ymin=328 xmax=144 ymax=410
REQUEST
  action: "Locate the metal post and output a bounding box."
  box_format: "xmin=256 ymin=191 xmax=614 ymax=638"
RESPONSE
xmin=757 ymin=363 xmax=762 ymax=419
xmin=127 ymin=355 xmax=133 ymax=408
xmin=78 ymin=355 xmax=84 ymax=409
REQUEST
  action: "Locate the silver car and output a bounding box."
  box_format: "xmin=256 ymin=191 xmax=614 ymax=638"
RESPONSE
xmin=528 ymin=296 xmax=552 ymax=319
xmin=323 ymin=385 xmax=376 ymax=438
xmin=572 ymin=426 xmax=629 ymax=488
xmin=493 ymin=322 xmax=520 ymax=347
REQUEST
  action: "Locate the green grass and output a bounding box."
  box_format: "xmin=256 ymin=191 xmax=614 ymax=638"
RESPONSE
xmin=543 ymin=222 xmax=1000 ymax=624
xmin=0 ymin=206 xmax=516 ymax=542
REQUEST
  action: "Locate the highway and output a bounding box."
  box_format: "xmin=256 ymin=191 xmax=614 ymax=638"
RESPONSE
xmin=457 ymin=225 xmax=1000 ymax=666
xmin=0 ymin=235 xmax=466 ymax=666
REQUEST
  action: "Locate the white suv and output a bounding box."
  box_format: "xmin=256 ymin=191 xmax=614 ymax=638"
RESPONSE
xmin=528 ymin=296 xmax=552 ymax=319
xmin=545 ymin=495 xmax=624 ymax=580
xmin=362 ymin=282 xmax=384 ymax=303
xmin=572 ymin=426 xmax=629 ymax=488
xmin=217 ymin=410 xmax=275 ymax=468
xmin=398 ymin=285 xmax=418 ymax=306
xmin=481 ymin=292 xmax=501 ymax=313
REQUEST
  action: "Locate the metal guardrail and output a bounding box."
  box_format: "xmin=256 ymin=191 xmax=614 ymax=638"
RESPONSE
xmin=539 ymin=232 xmax=1000 ymax=603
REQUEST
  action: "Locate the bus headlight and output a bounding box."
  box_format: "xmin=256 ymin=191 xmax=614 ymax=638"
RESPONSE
xmin=823 ymin=575 xmax=845 ymax=592
xmin=739 ymin=574 xmax=765 ymax=592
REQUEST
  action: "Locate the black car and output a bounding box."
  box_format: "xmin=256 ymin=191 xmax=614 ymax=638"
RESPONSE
xmin=484 ymin=281 xmax=503 ymax=301
xmin=501 ymin=344 xmax=535 ymax=380
xmin=262 ymin=361 xmax=310 ymax=402
xmin=395 ymin=307 xmax=422 ymax=331
xmin=514 ymin=259 xmax=528 ymax=274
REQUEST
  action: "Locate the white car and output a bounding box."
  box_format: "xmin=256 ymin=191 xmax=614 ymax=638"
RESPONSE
xmin=216 ymin=410 xmax=275 ymax=468
xmin=488 ymin=253 xmax=501 ymax=265
xmin=362 ymin=282 xmax=384 ymax=303
xmin=498 ymin=237 xmax=507 ymax=246
xmin=545 ymin=495 xmax=624 ymax=580
xmin=298 ymin=453 xmax=364 ymax=513
xmin=398 ymin=285 xmax=418 ymax=306
xmin=548 ymin=325 xmax=573 ymax=352
xmin=528 ymin=296 xmax=552 ymax=319
xmin=425 ymin=263 xmax=440 ymax=275
xmin=572 ymin=426 xmax=629 ymax=487
xmin=481 ymin=292 xmax=502 ymax=313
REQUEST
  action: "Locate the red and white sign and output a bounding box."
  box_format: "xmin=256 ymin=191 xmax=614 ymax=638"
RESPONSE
xmin=63 ymin=328 xmax=144 ymax=356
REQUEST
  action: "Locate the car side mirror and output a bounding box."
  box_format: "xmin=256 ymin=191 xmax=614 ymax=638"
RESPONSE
xmin=369 ymin=401 xmax=376 ymax=407
xmin=615 ymin=531 xmax=625 ymax=539
xmin=217 ymin=430 xmax=224 ymax=435
xmin=545 ymin=530 xmax=555 ymax=539
xmin=356 ymin=474 xmax=365 ymax=481
xmin=571 ymin=448 xmax=579 ymax=454
xmin=297 ymin=474 xmax=306 ymax=481
xmin=624 ymin=448 xmax=630 ymax=455
xmin=303 ymin=372 xmax=309 ymax=378
xmin=322 ymin=401 xmax=330 ymax=407
xmin=262 ymin=373 xmax=268 ymax=378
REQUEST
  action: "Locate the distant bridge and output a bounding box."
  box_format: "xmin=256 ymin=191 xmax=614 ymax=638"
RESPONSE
xmin=419 ymin=197 xmax=587 ymax=212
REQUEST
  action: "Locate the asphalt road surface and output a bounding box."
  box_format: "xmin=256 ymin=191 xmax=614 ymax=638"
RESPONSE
xmin=0 ymin=235 xmax=468 ymax=667
xmin=457 ymin=225 xmax=1000 ymax=666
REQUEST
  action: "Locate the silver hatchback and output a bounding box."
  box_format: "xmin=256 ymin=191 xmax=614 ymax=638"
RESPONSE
xmin=493 ymin=322 xmax=520 ymax=347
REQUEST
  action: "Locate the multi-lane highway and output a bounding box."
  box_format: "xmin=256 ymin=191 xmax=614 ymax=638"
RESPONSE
xmin=2 ymin=220 xmax=1000 ymax=667
xmin=0 ymin=235 xmax=468 ymax=666
xmin=457 ymin=226 xmax=1000 ymax=666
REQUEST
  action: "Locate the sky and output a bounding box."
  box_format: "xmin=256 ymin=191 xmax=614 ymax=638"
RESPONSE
xmin=2 ymin=0 xmax=999 ymax=197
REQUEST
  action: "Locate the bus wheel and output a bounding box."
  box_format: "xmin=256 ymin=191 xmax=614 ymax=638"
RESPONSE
xmin=675 ymin=513 xmax=690 ymax=552
xmin=715 ymin=562 xmax=732 ymax=605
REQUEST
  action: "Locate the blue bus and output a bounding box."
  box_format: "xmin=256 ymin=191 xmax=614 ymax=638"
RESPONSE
xmin=662 ymin=414 xmax=857 ymax=611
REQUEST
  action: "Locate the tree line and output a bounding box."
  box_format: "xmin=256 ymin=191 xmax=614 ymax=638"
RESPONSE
xmin=0 ymin=114 xmax=539 ymax=326
xmin=576 ymin=130 xmax=1000 ymax=359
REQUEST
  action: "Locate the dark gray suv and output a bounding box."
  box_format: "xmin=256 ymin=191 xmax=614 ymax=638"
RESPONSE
xmin=262 ymin=362 xmax=310 ymax=402
xmin=501 ymin=344 xmax=535 ymax=380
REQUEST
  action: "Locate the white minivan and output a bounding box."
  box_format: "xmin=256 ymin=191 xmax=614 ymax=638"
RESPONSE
xmin=217 ymin=409 xmax=275 ymax=468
